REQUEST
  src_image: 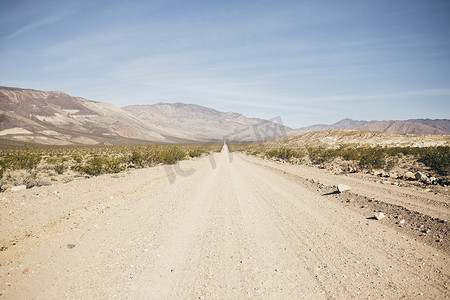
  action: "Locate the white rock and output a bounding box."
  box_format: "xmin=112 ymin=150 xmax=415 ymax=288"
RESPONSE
xmin=337 ymin=184 xmax=351 ymax=193
xmin=374 ymin=212 xmax=385 ymax=220
xmin=398 ymin=219 xmax=405 ymax=224
xmin=404 ymin=171 xmax=415 ymax=180
xmin=11 ymin=185 xmax=26 ymax=192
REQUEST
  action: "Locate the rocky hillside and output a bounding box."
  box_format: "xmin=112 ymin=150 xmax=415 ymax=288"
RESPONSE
xmin=0 ymin=86 xmax=290 ymax=145
xmin=123 ymin=103 xmax=291 ymax=142
xmin=291 ymin=118 xmax=450 ymax=136
xmin=0 ymin=86 xmax=197 ymax=145
xmin=279 ymin=129 xmax=450 ymax=148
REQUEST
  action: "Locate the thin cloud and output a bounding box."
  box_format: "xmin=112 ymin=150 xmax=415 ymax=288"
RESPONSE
xmin=8 ymin=9 xmax=77 ymax=38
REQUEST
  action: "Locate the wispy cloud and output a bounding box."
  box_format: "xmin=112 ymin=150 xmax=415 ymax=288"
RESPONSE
xmin=298 ymin=89 xmax=450 ymax=103
xmin=8 ymin=9 xmax=77 ymax=38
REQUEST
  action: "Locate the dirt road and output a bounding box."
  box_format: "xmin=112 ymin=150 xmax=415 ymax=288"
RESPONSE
xmin=1 ymin=146 xmax=449 ymax=299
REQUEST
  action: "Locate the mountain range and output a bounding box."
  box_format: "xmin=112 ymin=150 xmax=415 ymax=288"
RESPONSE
xmin=0 ymin=86 xmax=289 ymax=145
xmin=0 ymin=86 xmax=448 ymax=145
xmin=290 ymin=118 xmax=450 ymax=136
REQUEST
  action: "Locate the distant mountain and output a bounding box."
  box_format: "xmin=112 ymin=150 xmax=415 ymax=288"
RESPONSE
xmin=0 ymin=86 xmax=197 ymax=145
xmin=123 ymin=103 xmax=292 ymax=142
xmin=290 ymin=118 xmax=450 ymax=136
xmin=0 ymin=86 xmax=290 ymax=145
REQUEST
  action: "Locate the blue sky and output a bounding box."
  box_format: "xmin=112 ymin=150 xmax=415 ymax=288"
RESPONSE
xmin=1 ymin=0 xmax=449 ymax=128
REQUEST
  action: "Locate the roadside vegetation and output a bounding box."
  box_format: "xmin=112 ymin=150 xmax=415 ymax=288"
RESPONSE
xmin=0 ymin=143 xmax=222 ymax=191
xmin=229 ymin=143 xmax=449 ymax=183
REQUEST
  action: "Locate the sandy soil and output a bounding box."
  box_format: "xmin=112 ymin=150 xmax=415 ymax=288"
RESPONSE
xmin=0 ymin=146 xmax=448 ymax=299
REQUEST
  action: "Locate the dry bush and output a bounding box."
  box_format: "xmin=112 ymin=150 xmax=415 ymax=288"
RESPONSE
xmin=0 ymin=169 xmax=51 ymax=191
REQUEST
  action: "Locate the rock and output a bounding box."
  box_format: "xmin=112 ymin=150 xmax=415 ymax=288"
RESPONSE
xmin=397 ymin=219 xmax=405 ymax=225
xmin=404 ymin=171 xmax=415 ymax=180
xmin=11 ymin=185 xmax=26 ymax=192
xmin=429 ymin=177 xmax=437 ymax=184
xmin=389 ymin=172 xmax=399 ymax=179
xmin=372 ymin=169 xmax=383 ymax=176
xmin=67 ymin=244 xmax=76 ymax=249
xmin=415 ymin=171 xmax=428 ymax=182
xmin=337 ymin=184 xmax=351 ymax=193
xmin=374 ymin=212 xmax=385 ymax=220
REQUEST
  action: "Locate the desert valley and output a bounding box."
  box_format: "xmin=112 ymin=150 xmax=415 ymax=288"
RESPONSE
xmin=0 ymin=86 xmax=449 ymax=298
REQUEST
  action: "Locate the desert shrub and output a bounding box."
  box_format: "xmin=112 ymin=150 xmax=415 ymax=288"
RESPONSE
xmin=0 ymin=143 xmax=222 ymax=183
xmin=105 ymin=157 xmax=127 ymax=173
xmin=76 ymin=156 xmax=105 ymax=176
xmin=265 ymin=148 xmax=305 ymax=160
xmin=129 ymin=151 xmax=144 ymax=167
xmin=418 ymin=146 xmax=449 ymax=176
xmin=72 ymin=154 xmax=82 ymax=163
xmin=188 ymin=149 xmax=205 ymax=158
xmin=357 ymin=147 xmax=386 ymax=170
xmin=0 ymin=169 xmax=51 ymax=191
xmin=307 ymin=147 xmax=336 ymax=164
xmin=338 ymin=147 xmax=359 ymax=161
xmin=158 ymin=147 xmax=186 ymax=165
xmin=0 ymin=153 xmax=41 ymax=171
xmin=54 ymin=163 xmax=67 ymax=174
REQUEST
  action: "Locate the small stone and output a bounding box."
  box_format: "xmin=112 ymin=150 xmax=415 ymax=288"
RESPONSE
xmin=374 ymin=212 xmax=385 ymax=220
xmin=22 ymin=268 xmax=30 ymax=274
xmin=398 ymin=219 xmax=405 ymax=225
xmin=67 ymin=244 xmax=76 ymax=249
xmin=404 ymin=171 xmax=415 ymax=180
xmin=389 ymin=172 xmax=399 ymax=179
xmin=372 ymin=169 xmax=383 ymax=176
xmin=415 ymin=171 xmax=428 ymax=182
xmin=11 ymin=185 xmax=26 ymax=192
xmin=337 ymin=184 xmax=351 ymax=193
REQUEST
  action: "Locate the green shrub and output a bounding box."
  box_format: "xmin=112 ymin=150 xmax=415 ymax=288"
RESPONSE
xmin=265 ymin=148 xmax=304 ymax=160
xmin=159 ymin=147 xmax=186 ymax=165
xmin=129 ymin=151 xmax=144 ymax=167
xmin=54 ymin=163 xmax=66 ymax=174
xmin=188 ymin=149 xmax=205 ymax=158
xmin=307 ymin=147 xmax=336 ymax=164
xmin=357 ymin=148 xmax=385 ymax=170
xmin=76 ymin=156 xmax=105 ymax=176
xmin=418 ymin=146 xmax=449 ymax=176
xmin=105 ymin=157 xmax=127 ymax=173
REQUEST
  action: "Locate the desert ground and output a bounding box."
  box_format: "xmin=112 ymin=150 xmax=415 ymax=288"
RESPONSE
xmin=0 ymin=145 xmax=448 ymax=299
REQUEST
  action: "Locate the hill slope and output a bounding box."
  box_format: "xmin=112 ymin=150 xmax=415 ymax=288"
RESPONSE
xmin=0 ymin=86 xmax=190 ymax=145
xmin=123 ymin=103 xmax=291 ymax=142
xmin=0 ymin=86 xmax=290 ymax=145
xmin=291 ymin=118 xmax=450 ymax=136
xmin=279 ymin=129 xmax=450 ymax=148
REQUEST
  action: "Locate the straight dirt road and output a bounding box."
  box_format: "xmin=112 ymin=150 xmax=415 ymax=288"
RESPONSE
xmin=1 ymin=146 xmax=449 ymax=299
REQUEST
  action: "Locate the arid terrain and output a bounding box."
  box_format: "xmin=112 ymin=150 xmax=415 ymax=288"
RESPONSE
xmin=0 ymin=145 xmax=448 ymax=298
